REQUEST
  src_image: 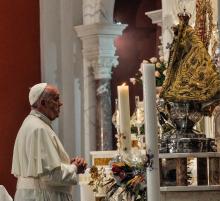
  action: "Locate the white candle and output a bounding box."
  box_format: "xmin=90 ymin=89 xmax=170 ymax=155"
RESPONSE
xmin=117 ymin=83 xmax=131 ymax=152
xmin=142 ymin=62 xmax=160 ymax=201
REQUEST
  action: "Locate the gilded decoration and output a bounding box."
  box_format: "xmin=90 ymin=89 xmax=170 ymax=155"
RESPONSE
xmin=195 ymin=0 xmax=214 ymax=49
xmin=160 ymin=9 xmax=220 ymax=102
xmin=94 ymin=158 xmax=113 ymax=166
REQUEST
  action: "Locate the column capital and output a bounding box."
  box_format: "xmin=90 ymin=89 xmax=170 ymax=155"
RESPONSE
xmin=145 ymin=9 xmax=162 ymax=27
xmin=75 ymin=23 xmax=127 ymax=79
xmin=91 ymin=56 xmax=118 ymax=79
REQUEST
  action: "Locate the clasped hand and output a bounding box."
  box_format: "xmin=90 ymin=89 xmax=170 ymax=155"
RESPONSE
xmin=71 ymin=157 xmax=87 ymax=174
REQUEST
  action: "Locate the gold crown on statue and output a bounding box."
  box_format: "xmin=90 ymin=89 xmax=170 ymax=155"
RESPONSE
xmin=177 ymin=8 xmax=191 ymax=25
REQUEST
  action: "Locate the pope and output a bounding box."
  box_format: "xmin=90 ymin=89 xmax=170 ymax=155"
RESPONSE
xmin=11 ymin=83 xmax=87 ymax=201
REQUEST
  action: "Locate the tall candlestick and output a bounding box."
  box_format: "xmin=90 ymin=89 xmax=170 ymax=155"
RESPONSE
xmin=117 ymin=83 xmax=131 ymax=152
xmin=142 ymin=62 xmax=160 ymax=201
xmin=135 ymin=96 xmax=141 ymax=124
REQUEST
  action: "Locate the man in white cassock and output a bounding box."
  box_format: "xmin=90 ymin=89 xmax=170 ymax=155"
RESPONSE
xmin=11 ymin=83 xmax=87 ymax=201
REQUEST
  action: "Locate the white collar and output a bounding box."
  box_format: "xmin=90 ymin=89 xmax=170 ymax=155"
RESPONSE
xmin=30 ymin=110 xmax=52 ymax=127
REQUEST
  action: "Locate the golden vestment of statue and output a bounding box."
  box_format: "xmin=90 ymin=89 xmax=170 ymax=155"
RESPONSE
xmin=160 ymin=11 xmax=220 ymax=102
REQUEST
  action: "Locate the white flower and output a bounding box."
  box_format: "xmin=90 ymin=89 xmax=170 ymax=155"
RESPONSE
xmin=130 ymin=78 xmax=136 ymax=85
xmin=159 ymin=56 xmax=164 ymax=62
xmin=163 ymin=70 xmax=167 ymax=76
xmin=139 ymin=65 xmax=143 ymax=73
xmin=156 ymin=62 xmax=161 ymax=68
xmin=155 ymin=71 xmax=161 ymax=77
xmin=150 ymin=57 xmax=157 ymax=63
xmin=142 ymin=60 xmax=149 ymax=64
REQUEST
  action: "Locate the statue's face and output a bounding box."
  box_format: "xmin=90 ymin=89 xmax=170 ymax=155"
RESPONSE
xmin=171 ymin=25 xmax=179 ymax=36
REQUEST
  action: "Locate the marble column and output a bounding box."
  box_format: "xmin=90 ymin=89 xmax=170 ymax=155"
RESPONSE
xmin=96 ymin=79 xmax=112 ymax=150
xmin=92 ymin=56 xmax=120 ymax=150
xmin=82 ymin=0 xmax=116 ymax=25
xmin=75 ymin=23 xmax=127 ymax=155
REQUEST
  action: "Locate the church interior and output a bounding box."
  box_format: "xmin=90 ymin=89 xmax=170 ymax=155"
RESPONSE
xmin=1 ymin=0 xmax=220 ymax=200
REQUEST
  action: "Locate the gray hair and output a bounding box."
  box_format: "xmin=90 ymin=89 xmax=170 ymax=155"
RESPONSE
xmin=31 ymin=89 xmax=52 ymax=108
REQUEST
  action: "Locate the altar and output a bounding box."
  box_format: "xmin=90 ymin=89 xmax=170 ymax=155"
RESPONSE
xmin=80 ymin=182 xmax=220 ymax=201
xmin=79 ymin=151 xmax=220 ymax=201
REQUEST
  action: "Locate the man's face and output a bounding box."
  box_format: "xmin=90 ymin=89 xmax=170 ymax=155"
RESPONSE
xmin=44 ymin=87 xmax=62 ymax=120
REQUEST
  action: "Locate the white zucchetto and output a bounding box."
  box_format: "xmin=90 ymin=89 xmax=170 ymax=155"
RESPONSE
xmin=29 ymin=83 xmax=47 ymax=106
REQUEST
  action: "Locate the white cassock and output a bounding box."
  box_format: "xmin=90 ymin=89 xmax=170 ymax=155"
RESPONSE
xmin=12 ymin=110 xmax=78 ymax=201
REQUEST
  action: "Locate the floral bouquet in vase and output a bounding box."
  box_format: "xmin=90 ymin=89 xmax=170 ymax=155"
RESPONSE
xmin=130 ymin=56 xmax=167 ymax=88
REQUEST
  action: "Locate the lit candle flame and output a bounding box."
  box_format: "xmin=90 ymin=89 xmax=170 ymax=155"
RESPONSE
xmin=122 ymin=83 xmax=126 ymax=86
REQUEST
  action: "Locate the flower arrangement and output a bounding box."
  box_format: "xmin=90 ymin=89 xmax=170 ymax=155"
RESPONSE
xmin=106 ymin=161 xmax=147 ymax=201
xmin=130 ymin=56 xmax=167 ymax=87
xmin=88 ymin=166 xmax=113 ymax=193
xmin=88 ymin=152 xmax=152 ymax=201
xmin=129 ymin=56 xmax=167 ymax=136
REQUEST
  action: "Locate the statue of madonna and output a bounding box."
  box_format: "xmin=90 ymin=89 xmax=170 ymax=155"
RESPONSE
xmin=160 ymin=9 xmax=220 ymax=103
